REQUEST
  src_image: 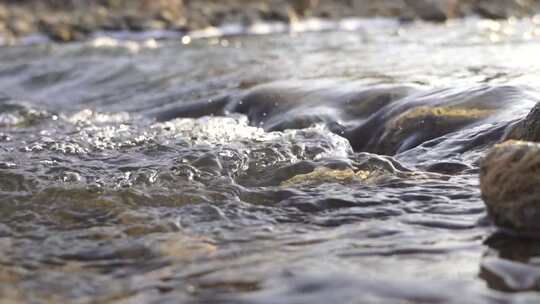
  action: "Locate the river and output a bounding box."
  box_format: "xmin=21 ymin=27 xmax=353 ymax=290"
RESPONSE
xmin=1 ymin=17 xmax=540 ymax=303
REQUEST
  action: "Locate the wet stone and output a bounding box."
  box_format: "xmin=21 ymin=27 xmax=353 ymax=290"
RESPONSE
xmin=424 ymin=161 xmax=472 ymax=175
xmin=520 ymin=102 xmax=540 ymax=142
xmin=480 ymin=140 xmax=540 ymax=233
xmin=375 ymin=106 xmax=494 ymax=155
xmin=281 ymin=167 xmax=370 ymax=187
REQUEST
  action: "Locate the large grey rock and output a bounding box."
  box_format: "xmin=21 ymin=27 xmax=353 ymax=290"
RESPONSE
xmin=480 ymin=140 xmax=540 ymax=233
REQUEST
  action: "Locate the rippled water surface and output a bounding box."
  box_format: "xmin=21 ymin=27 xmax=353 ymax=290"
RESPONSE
xmin=3 ymin=17 xmax=540 ymax=303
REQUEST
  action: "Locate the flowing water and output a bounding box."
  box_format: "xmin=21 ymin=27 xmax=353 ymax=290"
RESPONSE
xmin=2 ymin=17 xmax=540 ymax=303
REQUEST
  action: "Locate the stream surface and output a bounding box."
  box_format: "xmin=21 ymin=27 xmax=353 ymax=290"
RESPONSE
xmin=2 ymin=17 xmax=540 ymax=303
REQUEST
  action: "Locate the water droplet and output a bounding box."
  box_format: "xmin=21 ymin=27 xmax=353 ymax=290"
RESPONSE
xmin=182 ymin=36 xmax=192 ymax=45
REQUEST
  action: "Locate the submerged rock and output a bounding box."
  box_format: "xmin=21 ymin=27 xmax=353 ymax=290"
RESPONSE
xmin=234 ymin=82 xmax=525 ymax=155
xmin=280 ymin=152 xmax=431 ymax=187
xmin=281 ymin=167 xmax=372 ymax=187
xmin=480 ymin=140 xmax=540 ymax=233
xmin=157 ymin=82 xmax=531 ymax=156
xmin=374 ymin=106 xmax=494 ymax=154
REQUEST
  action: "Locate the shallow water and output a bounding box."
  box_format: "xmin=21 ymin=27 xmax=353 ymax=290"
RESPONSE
xmin=2 ymin=17 xmax=540 ymax=303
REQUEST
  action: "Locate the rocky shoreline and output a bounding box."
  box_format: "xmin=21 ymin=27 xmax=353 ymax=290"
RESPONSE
xmin=2 ymin=0 xmax=540 ymax=43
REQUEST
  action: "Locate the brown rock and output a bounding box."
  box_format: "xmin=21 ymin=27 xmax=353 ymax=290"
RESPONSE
xmin=376 ymin=106 xmax=493 ymax=154
xmin=480 ymin=140 xmax=540 ymax=233
xmin=7 ymin=18 xmax=34 ymax=36
xmin=521 ymin=102 xmax=540 ymax=142
xmin=281 ymin=167 xmax=369 ymax=187
xmin=46 ymin=24 xmax=75 ymax=42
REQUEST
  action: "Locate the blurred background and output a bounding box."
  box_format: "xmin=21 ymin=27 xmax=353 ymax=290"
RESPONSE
xmin=2 ymin=0 xmax=540 ymax=42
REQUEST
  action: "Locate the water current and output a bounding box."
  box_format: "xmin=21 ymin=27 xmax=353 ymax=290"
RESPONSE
xmin=2 ymin=17 xmax=540 ymax=303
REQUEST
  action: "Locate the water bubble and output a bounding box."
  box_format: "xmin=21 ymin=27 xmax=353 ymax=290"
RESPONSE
xmin=182 ymin=35 xmax=192 ymax=45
